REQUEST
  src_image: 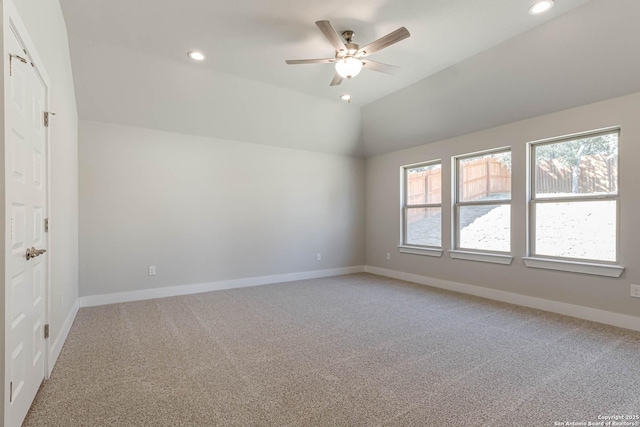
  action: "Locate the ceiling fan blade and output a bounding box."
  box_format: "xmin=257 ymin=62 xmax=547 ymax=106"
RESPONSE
xmin=316 ymin=20 xmax=347 ymax=52
xmin=358 ymin=27 xmax=410 ymax=57
xmin=361 ymin=59 xmax=400 ymax=75
xmin=330 ymin=73 xmax=343 ymax=86
xmin=285 ymin=58 xmax=336 ymax=65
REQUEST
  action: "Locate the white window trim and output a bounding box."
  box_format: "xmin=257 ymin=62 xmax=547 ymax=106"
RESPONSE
xmin=527 ymin=128 xmax=621 ymax=267
xmin=449 ymin=250 xmax=513 ymax=265
xmin=452 ymin=147 xmax=512 ymax=256
xmin=401 ymin=160 xmax=442 ymax=250
xmin=522 ymin=257 xmax=624 ymax=278
xmin=398 ymin=245 xmax=443 ymax=257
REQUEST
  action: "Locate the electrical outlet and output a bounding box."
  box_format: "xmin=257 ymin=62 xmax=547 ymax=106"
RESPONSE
xmin=631 ymin=284 xmax=640 ymax=299
xmin=316 ymin=253 xmax=322 ymax=261
xmin=386 ymin=252 xmax=391 ymax=260
xmin=148 ymin=265 xmax=157 ymax=276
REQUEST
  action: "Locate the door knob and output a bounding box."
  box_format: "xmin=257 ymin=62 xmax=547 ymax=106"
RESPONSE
xmin=25 ymin=247 xmax=46 ymax=260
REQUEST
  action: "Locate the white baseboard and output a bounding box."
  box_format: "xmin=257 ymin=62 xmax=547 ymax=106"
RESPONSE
xmin=76 ymin=264 xmax=639 ymax=333
xmin=79 ymin=265 xmax=366 ymax=308
xmin=47 ymin=298 xmax=80 ymax=377
xmin=364 ymin=266 xmax=640 ymax=332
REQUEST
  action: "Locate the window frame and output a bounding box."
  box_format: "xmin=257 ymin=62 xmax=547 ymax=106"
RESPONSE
xmin=528 ymin=128 xmax=621 ymax=265
xmin=401 ymin=160 xmax=442 ymax=249
xmin=452 ymin=147 xmax=512 ymax=255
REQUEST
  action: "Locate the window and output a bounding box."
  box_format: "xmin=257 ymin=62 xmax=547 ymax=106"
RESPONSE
xmin=530 ymin=130 xmax=619 ymax=263
xmin=453 ymin=148 xmax=512 ymax=254
xmin=402 ymin=161 xmax=442 ymax=248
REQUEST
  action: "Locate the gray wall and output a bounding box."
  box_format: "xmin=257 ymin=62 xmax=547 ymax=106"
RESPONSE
xmin=365 ymin=92 xmax=640 ymax=317
xmin=79 ymin=120 xmax=365 ymax=297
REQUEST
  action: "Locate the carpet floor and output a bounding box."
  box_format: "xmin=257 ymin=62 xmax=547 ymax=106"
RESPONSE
xmin=24 ymin=273 xmax=640 ymax=426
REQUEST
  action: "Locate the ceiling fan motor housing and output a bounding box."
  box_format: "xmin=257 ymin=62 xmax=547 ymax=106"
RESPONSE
xmin=342 ymin=30 xmax=355 ymax=43
xmin=340 ymin=31 xmax=360 ymax=56
xmin=346 ymin=43 xmax=359 ymax=55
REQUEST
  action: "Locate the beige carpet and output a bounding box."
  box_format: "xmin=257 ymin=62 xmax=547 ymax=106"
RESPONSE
xmin=24 ymin=273 xmax=640 ymax=426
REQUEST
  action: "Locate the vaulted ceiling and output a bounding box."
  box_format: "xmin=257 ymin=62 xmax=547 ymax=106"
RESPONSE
xmin=60 ymin=0 xmax=640 ymax=156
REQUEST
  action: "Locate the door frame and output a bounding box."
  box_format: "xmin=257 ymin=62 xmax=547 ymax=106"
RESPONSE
xmin=3 ymin=0 xmax=53 ymax=420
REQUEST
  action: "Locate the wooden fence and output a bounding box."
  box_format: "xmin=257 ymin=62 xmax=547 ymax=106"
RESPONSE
xmin=459 ymin=158 xmax=511 ymax=202
xmin=535 ymin=155 xmax=617 ymax=195
xmin=406 ymin=167 xmax=440 ymax=223
xmin=406 ymin=155 xmax=615 ymax=225
xmin=406 ymin=158 xmax=510 ymax=224
xmin=407 ymin=170 xmax=441 ymax=206
xmin=406 ymin=167 xmax=442 ymax=224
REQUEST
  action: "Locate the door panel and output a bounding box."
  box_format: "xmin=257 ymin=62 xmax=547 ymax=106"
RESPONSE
xmin=10 ymin=273 xmax=26 ymax=329
xmin=32 ymin=207 xmax=43 ymax=245
xmin=9 ymin=344 xmax=25 ymax=403
xmin=32 ymin=262 xmax=43 ymax=308
xmin=10 ymin=65 xmax=25 ymax=111
xmin=10 ymin=204 xmax=26 ymax=252
xmin=6 ymin=26 xmax=47 ymax=427
xmin=32 ymin=321 xmax=43 ymax=367
xmin=10 ymin=130 xmax=25 ymax=182
xmin=32 ymin=151 xmax=43 ymax=190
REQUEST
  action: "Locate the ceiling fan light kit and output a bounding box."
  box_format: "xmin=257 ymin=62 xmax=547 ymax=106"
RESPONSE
xmin=334 ymin=30 xmax=363 ymax=79
xmin=335 ymin=57 xmax=363 ymax=79
xmin=286 ymin=20 xmax=410 ymax=87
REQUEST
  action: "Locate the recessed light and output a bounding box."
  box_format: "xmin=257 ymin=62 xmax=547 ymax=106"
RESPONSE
xmin=188 ymin=51 xmax=205 ymax=61
xmin=529 ymin=0 xmax=555 ymax=15
xmin=340 ymin=94 xmax=352 ymax=103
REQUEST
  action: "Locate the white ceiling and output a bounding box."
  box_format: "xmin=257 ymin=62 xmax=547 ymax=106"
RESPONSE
xmin=363 ymin=0 xmax=640 ymax=156
xmin=60 ymin=0 xmax=591 ymax=105
xmin=61 ymin=0 xmax=640 ymax=157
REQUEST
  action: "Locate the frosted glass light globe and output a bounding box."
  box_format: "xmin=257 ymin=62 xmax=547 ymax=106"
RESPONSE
xmin=335 ymin=57 xmax=363 ymax=79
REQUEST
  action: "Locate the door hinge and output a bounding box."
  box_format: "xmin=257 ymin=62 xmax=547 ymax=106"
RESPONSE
xmin=44 ymin=111 xmax=56 ymax=127
xmin=9 ymin=382 xmax=13 ymax=403
xmin=44 ymin=218 xmax=49 ymax=233
xmin=44 ymin=324 xmax=50 ymax=339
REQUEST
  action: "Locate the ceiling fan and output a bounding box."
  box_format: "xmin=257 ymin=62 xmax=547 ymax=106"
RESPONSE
xmin=285 ymin=20 xmax=410 ymax=86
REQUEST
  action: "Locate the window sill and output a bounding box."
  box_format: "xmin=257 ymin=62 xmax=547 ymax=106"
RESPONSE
xmin=448 ymin=250 xmax=513 ymax=265
xmin=398 ymin=245 xmax=443 ymax=258
xmin=522 ymin=257 xmax=624 ymax=278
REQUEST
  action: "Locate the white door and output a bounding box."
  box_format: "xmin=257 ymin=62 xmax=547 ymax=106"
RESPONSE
xmin=5 ymin=26 xmax=48 ymax=427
